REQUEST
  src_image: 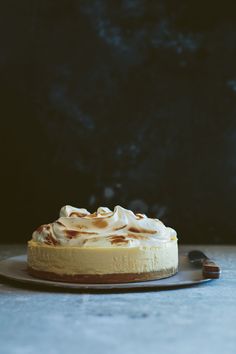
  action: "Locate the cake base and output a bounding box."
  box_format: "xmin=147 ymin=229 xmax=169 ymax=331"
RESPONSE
xmin=28 ymin=266 xmax=178 ymax=284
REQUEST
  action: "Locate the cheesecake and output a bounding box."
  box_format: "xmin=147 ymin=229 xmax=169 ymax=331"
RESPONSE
xmin=27 ymin=205 xmax=178 ymax=283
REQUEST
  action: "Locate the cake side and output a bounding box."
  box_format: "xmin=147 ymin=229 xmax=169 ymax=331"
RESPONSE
xmin=27 ymin=239 xmax=178 ymax=276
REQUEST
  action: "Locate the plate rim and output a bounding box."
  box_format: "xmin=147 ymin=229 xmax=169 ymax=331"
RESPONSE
xmin=0 ymin=254 xmax=213 ymax=291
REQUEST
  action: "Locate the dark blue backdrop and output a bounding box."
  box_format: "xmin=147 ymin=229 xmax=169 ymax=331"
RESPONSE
xmin=1 ymin=1 xmax=236 ymax=243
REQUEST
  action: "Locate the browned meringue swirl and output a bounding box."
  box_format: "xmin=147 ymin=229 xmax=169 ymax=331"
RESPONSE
xmin=32 ymin=205 xmax=177 ymax=247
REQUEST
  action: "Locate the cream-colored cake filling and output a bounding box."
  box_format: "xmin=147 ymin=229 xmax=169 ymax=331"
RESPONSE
xmin=32 ymin=205 xmax=177 ymax=248
xmin=28 ymin=239 xmax=178 ymax=275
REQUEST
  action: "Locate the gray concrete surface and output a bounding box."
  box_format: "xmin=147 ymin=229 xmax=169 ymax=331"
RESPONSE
xmin=0 ymin=244 xmax=235 ymax=354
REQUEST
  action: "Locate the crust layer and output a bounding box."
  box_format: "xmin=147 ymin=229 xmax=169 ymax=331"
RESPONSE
xmin=28 ymin=266 xmax=178 ymax=284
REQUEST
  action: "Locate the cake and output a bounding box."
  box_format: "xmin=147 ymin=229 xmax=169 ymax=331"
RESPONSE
xmin=27 ymin=205 xmax=178 ymax=283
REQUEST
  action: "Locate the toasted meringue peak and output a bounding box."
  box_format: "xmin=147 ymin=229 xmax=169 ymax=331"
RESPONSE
xmin=32 ymin=205 xmax=177 ymax=248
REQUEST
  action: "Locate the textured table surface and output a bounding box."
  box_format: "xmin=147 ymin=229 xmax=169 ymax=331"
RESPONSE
xmin=0 ymin=244 xmax=235 ymax=354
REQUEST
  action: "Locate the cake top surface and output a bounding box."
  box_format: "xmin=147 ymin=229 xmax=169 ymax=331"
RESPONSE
xmin=32 ymin=205 xmax=177 ymax=248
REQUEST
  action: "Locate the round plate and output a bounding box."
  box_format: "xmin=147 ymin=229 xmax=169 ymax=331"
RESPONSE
xmin=0 ymin=255 xmax=213 ymax=291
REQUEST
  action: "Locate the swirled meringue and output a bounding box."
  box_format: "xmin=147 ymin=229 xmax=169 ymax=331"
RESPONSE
xmin=32 ymin=205 xmax=177 ymax=248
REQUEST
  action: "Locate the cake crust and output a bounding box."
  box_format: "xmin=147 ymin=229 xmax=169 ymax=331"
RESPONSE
xmin=28 ymin=266 xmax=178 ymax=284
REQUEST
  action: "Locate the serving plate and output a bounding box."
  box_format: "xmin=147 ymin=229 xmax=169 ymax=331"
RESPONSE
xmin=0 ymin=254 xmax=215 ymax=291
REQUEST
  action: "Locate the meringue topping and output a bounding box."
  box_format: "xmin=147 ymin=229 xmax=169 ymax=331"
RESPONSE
xmin=32 ymin=205 xmax=177 ymax=248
